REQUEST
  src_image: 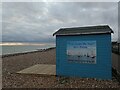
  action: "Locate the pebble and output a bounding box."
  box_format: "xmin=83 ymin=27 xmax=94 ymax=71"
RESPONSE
xmin=2 ymin=48 xmax=120 ymax=88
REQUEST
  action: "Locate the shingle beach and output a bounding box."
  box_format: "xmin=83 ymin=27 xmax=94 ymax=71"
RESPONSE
xmin=2 ymin=48 xmax=120 ymax=88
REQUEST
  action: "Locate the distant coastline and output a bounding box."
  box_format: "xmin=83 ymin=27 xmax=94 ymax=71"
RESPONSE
xmin=1 ymin=42 xmax=55 ymax=56
xmin=1 ymin=47 xmax=55 ymax=58
xmin=0 ymin=42 xmax=53 ymax=46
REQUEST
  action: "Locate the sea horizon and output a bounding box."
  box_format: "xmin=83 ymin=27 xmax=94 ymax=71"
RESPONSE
xmin=1 ymin=42 xmax=55 ymax=55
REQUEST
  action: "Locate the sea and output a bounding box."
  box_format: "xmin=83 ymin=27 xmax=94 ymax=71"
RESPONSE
xmin=0 ymin=42 xmax=55 ymax=55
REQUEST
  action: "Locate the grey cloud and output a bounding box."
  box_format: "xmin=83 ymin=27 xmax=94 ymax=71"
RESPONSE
xmin=118 ymin=2 xmax=120 ymax=43
xmin=2 ymin=2 xmax=118 ymax=42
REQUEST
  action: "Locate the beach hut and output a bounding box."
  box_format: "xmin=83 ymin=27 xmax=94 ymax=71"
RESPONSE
xmin=53 ymin=25 xmax=114 ymax=79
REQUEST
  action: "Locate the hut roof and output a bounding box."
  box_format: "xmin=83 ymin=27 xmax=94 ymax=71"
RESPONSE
xmin=53 ymin=25 xmax=113 ymax=36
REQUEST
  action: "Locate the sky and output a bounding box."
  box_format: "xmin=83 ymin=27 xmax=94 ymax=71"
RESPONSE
xmin=2 ymin=2 xmax=118 ymax=43
xmin=118 ymin=2 xmax=120 ymax=43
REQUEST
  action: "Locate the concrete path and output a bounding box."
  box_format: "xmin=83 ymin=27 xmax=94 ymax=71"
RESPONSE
xmin=17 ymin=64 xmax=56 ymax=75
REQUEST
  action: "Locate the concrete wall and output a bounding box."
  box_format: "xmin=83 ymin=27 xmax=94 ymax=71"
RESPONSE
xmin=56 ymin=34 xmax=112 ymax=79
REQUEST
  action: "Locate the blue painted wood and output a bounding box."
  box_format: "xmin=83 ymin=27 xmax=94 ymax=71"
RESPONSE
xmin=56 ymin=34 xmax=112 ymax=79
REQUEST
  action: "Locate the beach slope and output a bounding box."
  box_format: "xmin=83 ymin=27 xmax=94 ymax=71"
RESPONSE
xmin=2 ymin=48 xmax=120 ymax=88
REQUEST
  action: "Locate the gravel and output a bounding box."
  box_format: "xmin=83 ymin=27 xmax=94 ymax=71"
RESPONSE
xmin=2 ymin=48 xmax=120 ymax=88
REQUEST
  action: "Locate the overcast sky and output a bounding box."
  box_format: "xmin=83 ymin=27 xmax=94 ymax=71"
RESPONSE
xmin=2 ymin=2 xmax=118 ymax=43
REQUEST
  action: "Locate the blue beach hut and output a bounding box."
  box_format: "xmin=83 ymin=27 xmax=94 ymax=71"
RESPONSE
xmin=53 ymin=25 xmax=113 ymax=79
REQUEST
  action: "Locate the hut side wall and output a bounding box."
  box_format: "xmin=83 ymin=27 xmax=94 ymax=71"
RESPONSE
xmin=56 ymin=34 xmax=112 ymax=79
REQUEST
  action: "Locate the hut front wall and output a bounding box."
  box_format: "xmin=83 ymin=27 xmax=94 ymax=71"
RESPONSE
xmin=56 ymin=34 xmax=112 ymax=79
